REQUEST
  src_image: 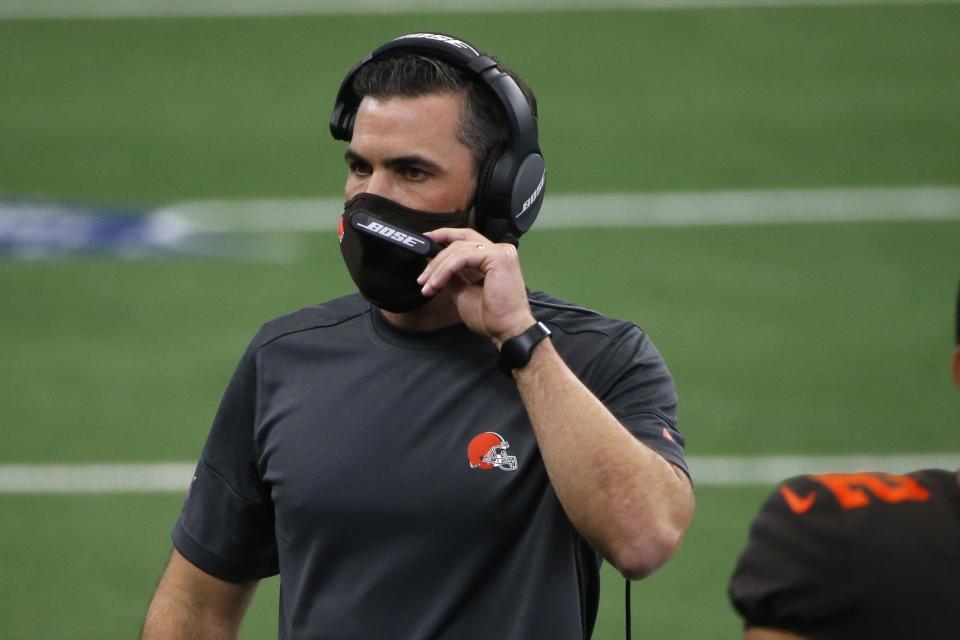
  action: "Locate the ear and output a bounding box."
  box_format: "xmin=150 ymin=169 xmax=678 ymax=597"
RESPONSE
xmin=952 ymin=346 xmax=960 ymax=390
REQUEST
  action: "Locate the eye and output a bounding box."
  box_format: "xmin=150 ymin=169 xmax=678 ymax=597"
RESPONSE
xmin=401 ymin=166 xmax=428 ymax=182
xmin=348 ymin=160 xmax=371 ymax=177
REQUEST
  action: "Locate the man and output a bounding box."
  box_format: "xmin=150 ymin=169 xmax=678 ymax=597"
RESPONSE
xmin=142 ymin=33 xmax=693 ymax=639
xmin=727 ymin=285 xmax=960 ymax=639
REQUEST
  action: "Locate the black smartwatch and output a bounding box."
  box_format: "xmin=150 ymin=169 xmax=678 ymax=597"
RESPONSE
xmin=498 ymin=321 xmax=552 ymax=376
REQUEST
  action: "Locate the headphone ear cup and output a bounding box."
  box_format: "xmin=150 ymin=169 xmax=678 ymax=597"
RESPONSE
xmin=473 ymin=144 xmax=506 ymax=241
xmin=509 ymin=152 xmax=546 ymax=235
xmin=474 ymin=146 xmax=545 ymax=244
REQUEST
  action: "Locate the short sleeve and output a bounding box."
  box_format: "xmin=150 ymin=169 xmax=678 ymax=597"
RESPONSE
xmin=589 ymin=326 xmax=688 ymax=479
xmin=172 ymin=338 xmax=279 ymax=582
xmin=727 ymin=476 xmax=854 ymax=635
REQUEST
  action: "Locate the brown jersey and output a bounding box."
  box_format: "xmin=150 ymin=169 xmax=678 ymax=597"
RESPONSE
xmin=728 ymin=469 xmax=960 ymax=639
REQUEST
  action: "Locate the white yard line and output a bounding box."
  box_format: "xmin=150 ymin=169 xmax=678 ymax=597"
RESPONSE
xmin=1 ymin=0 xmax=957 ymax=20
xmin=151 ymin=186 xmax=960 ymax=234
xmin=1 ymin=455 xmax=957 ymax=493
xmin=0 ymin=463 xmax=196 ymax=494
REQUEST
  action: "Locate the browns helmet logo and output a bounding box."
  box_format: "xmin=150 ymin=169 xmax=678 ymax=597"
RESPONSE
xmin=467 ymin=432 xmax=518 ymax=471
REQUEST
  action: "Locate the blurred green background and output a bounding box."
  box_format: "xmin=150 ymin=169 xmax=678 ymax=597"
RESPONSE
xmin=1 ymin=4 xmax=958 ymax=638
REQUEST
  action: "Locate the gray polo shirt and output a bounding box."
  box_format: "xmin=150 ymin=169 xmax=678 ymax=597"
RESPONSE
xmin=174 ymin=291 xmax=687 ymax=639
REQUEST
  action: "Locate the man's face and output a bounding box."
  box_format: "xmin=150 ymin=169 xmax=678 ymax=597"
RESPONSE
xmin=344 ymin=92 xmax=476 ymax=214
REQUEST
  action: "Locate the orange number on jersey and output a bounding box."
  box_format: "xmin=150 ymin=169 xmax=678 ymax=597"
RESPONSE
xmin=811 ymin=472 xmax=931 ymax=510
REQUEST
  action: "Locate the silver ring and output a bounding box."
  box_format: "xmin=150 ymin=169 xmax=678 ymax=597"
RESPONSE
xmin=476 ymin=243 xmax=486 ymax=250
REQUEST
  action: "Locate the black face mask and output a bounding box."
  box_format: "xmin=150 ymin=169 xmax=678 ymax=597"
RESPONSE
xmin=338 ymin=193 xmax=471 ymax=313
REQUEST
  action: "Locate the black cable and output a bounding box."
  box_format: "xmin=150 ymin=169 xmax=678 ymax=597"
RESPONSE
xmin=625 ymin=579 xmax=632 ymax=640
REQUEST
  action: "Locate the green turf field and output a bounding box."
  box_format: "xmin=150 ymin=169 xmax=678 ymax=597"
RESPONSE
xmin=2 ymin=6 xmax=959 ymax=202
xmin=1 ymin=5 xmax=959 ymax=639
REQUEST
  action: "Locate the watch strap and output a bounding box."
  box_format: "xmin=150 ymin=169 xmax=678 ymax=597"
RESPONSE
xmin=498 ymin=321 xmax=552 ymax=376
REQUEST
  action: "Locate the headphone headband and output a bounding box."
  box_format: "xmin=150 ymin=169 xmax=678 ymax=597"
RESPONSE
xmin=330 ymin=33 xmax=546 ymax=242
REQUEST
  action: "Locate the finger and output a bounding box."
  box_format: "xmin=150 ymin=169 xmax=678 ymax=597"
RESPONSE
xmin=420 ymin=249 xmax=478 ymax=296
xmin=417 ymin=238 xmax=483 ymax=285
xmin=423 ymin=227 xmax=489 ymax=246
xmin=420 ymin=243 xmax=492 ymax=297
xmin=417 ymin=231 xmax=483 ymax=285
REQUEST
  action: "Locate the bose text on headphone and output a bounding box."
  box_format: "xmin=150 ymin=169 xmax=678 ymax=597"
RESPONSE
xmin=330 ymin=33 xmax=546 ymax=244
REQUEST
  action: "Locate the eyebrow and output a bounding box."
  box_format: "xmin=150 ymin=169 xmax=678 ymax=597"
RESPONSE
xmin=345 ymin=148 xmax=444 ymax=174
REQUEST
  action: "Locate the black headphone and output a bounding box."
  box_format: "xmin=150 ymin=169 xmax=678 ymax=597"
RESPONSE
xmin=330 ymin=33 xmax=546 ymax=244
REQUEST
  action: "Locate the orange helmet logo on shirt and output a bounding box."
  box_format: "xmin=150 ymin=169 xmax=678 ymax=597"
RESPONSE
xmin=467 ymin=432 xmax=518 ymax=471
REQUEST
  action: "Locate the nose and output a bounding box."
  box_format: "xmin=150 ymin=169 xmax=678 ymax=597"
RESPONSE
xmin=364 ymin=172 xmax=392 ymax=199
xmin=346 ymin=169 xmax=394 ymax=202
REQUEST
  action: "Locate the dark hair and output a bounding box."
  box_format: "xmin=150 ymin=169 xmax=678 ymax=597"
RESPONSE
xmin=352 ymin=53 xmax=538 ymax=176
